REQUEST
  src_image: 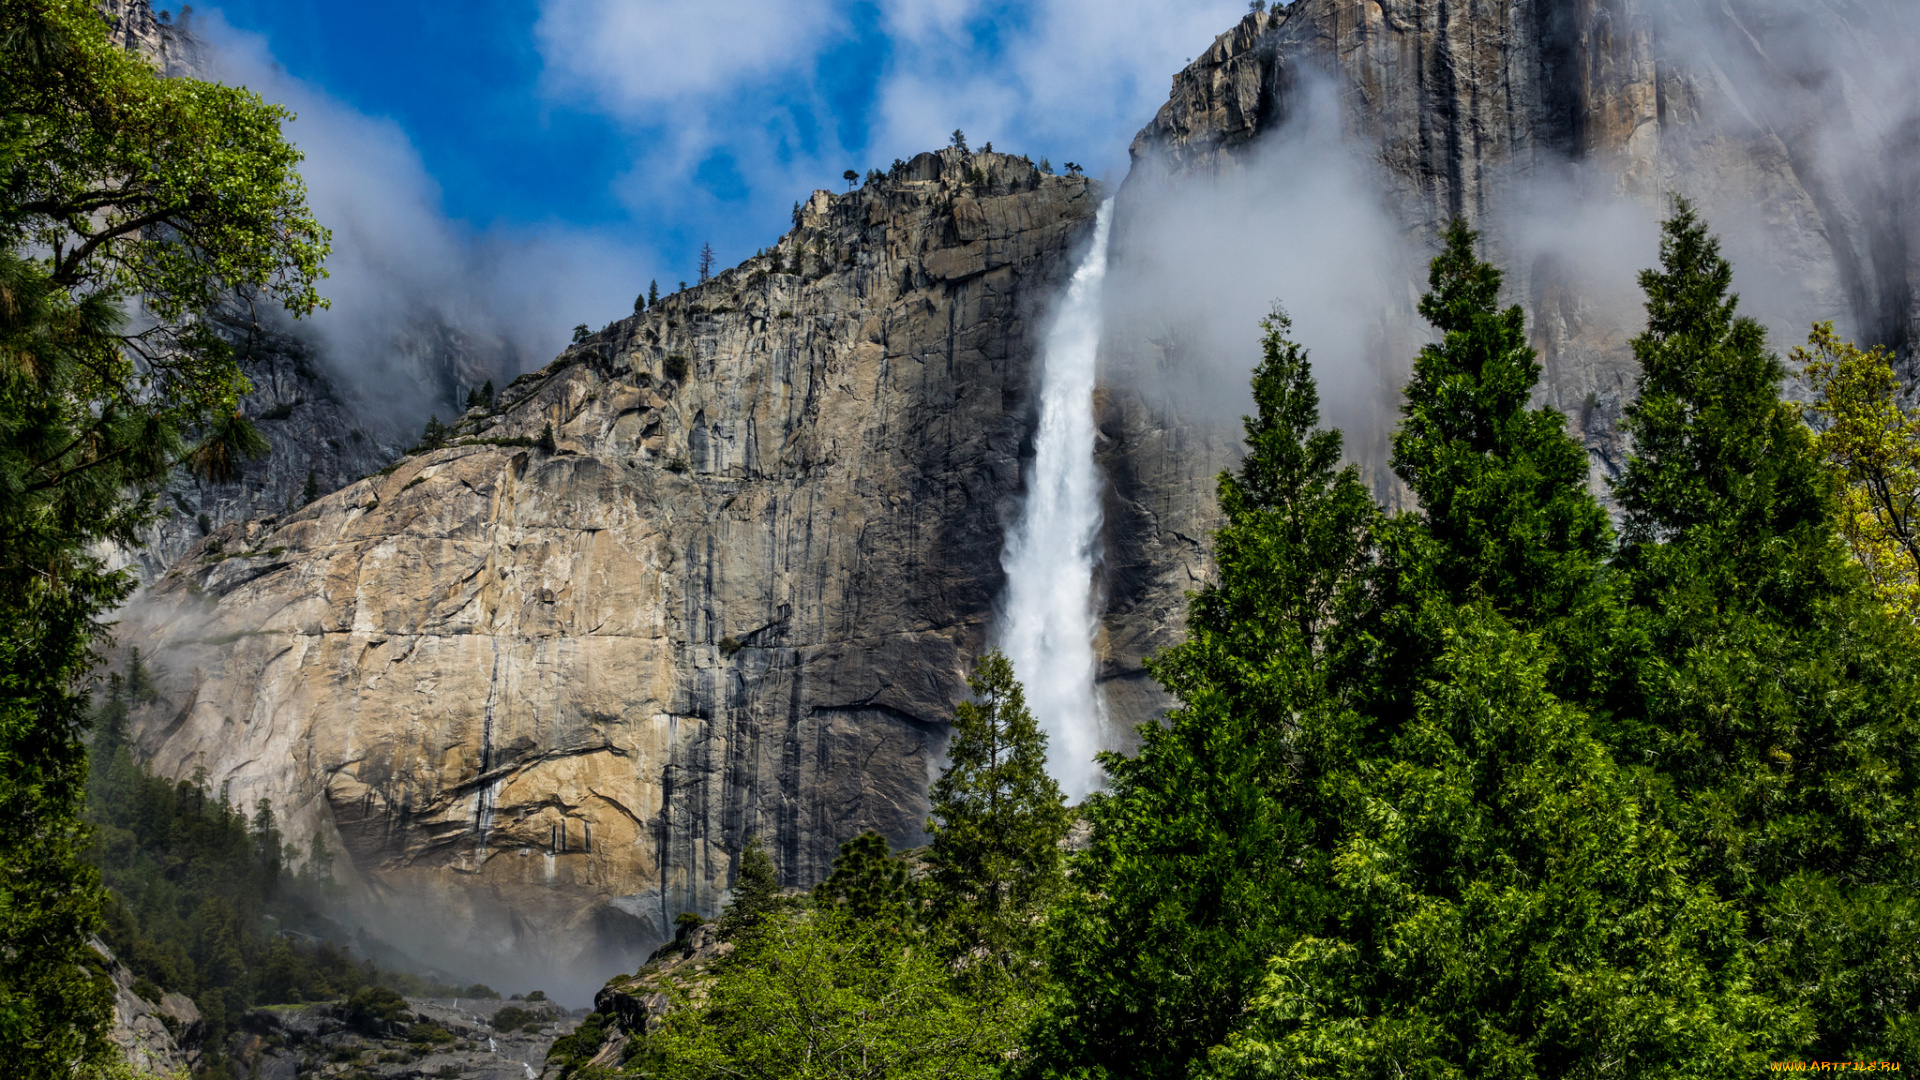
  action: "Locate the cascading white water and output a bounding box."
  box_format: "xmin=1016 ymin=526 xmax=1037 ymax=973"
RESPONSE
xmin=998 ymin=200 xmax=1114 ymax=800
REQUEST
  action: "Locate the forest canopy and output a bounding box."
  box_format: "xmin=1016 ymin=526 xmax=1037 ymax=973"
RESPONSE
xmin=600 ymin=205 xmax=1918 ymax=1080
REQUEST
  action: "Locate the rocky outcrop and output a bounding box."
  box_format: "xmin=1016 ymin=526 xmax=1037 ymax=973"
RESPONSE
xmin=210 ymin=994 xmax=576 ymax=1080
xmin=95 ymin=937 xmax=200 ymax=1076
xmin=99 ymin=0 xmax=204 ymax=77
xmin=120 ymin=151 xmax=1099 ymax=978
xmin=129 ymin=315 xmax=515 ymax=581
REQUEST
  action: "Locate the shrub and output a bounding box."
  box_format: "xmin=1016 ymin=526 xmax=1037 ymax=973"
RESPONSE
xmin=346 ymin=985 xmax=410 ymax=1033
xmin=409 ymin=1022 xmax=455 ymax=1044
xmin=491 ymin=1005 xmax=536 ymax=1031
xmin=663 ymin=354 xmax=690 ymax=382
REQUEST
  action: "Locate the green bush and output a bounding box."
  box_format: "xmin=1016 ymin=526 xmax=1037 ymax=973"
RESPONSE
xmin=408 ymin=1021 xmax=454 ymax=1044
xmin=345 ymin=986 xmax=410 ymax=1033
xmin=491 ymin=1005 xmax=537 ymax=1032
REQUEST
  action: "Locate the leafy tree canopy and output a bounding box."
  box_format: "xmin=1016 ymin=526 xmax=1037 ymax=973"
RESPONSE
xmin=0 ymin=3 xmax=328 ymax=1074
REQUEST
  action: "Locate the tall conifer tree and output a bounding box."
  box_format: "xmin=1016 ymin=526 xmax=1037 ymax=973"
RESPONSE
xmin=926 ymin=650 xmax=1068 ymax=951
xmin=1036 ymin=313 xmax=1373 ymax=1078
xmin=1608 ymin=201 xmax=1920 ymax=1056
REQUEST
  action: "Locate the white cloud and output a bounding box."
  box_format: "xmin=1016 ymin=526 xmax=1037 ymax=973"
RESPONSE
xmin=871 ymin=0 xmax=1245 ymax=175
xmin=531 ymin=0 xmax=1246 ymax=202
xmin=195 ymin=15 xmax=653 ymax=422
xmin=534 ymin=0 xmax=844 ymax=111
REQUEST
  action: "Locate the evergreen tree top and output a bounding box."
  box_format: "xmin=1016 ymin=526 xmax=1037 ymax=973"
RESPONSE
xmin=1388 ymin=220 xmax=1611 ymax=629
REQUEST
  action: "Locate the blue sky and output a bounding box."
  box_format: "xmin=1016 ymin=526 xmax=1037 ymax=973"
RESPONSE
xmin=170 ymin=0 xmax=1245 ymax=360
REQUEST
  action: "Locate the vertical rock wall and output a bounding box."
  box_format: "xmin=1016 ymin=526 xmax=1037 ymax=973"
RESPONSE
xmin=1092 ymin=0 xmax=1920 ymax=719
xmin=121 ymin=151 xmax=1098 ymax=979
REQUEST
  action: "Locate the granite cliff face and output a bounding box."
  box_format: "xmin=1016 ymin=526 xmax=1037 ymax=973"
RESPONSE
xmin=129 ymin=315 xmax=515 ymax=581
xmin=1092 ymin=0 xmax=1919 ymax=711
xmin=121 ymin=151 xmax=1099 ymax=979
xmin=114 ymin=0 xmax=1917 ymax=991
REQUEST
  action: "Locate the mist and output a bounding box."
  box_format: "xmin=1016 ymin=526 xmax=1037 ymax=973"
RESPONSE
xmin=195 ymin=16 xmax=653 ymax=436
xmin=1099 ymin=0 xmax=1920 ymax=483
xmin=1103 ymin=72 xmax=1422 ymax=473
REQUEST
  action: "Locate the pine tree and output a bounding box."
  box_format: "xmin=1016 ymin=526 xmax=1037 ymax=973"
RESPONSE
xmin=1389 ymin=220 xmax=1612 ymax=629
xmin=648 ymin=280 xmax=659 ymax=308
xmin=1606 ymin=202 xmax=1920 ymax=1056
xmin=1037 ymin=312 xmax=1375 ymax=1077
xmin=698 ymin=242 xmax=715 ymax=284
xmin=419 ymin=414 xmax=447 ymax=451
xmin=537 ymin=421 xmax=556 ymax=455
xmin=301 ymin=469 xmax=319 ymax=506
xmin=717 ymin=835 xmax=780 ymax=943
xmin=251 ymin=799 xmax=282 ymax=888
xmin=925 ymin=650 xmax=1068 ymax=949
xmin=1614 ymin=197 xmax=1843 ymax=615
xmin=813 ymin=830 xmax=911 ymax=925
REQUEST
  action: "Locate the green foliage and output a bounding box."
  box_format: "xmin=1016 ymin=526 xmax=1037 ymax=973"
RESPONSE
xmin=1207 ymin=607 xmax=1790 ymax=1078
xmin=812 ymin=831 xmax=911 ymax=926
xmin=626 ymin=908 xmax=1028 ymax=1080
xmin=1036 ymin=312 xmax=1374 ymax=1077
xmin=950 ymin=129 xmax=968 ymax=152
xmin=1373 ymin=220 xmax=1613 ymax=711
xmin=492 ymin=1005 xmax=539 ymax=1033
xmin=1032 ymin=214 xmax=1900 ymax=1079
xmin=1799 ymin=319 xmax=1920 ymax=619
xmin=301 ymin=469 xmax=320 ymax=507
xmin=86 ymin=665 xmax=468 ymax=1059
xmin=548 ymin=1011 xmax=609 ymax=1076
xmin=663 ymin=354 xmax=690 ymax=382
xmin=538 ymin=421 xmax=557 ymax=455
xmin=572 ymin=324 xmax=591 ymax=344
xmin=716 ymin=835 xmax=781 ymax=944
xmin=1604 ymin=201 xmax=1920 ymax=1057
xmin=0 ymin=5 xmax=327 ymax=1071
xmin=345 ymin=985 xmax=410 ymax=1033
xmin=926 ymin=649 xmax=1069 ymax=951
xmin=416 ymin=414 xmax=447 ymax=453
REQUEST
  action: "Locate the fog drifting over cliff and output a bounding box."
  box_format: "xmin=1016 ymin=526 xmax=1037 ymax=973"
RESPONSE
xmin=196 ymin=15 xmax=652 ymax=432
xmin=1100 ymin=0 xmax=1919 ymax=474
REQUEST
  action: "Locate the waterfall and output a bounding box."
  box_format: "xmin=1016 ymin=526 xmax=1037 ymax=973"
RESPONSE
xmin=998 ymin=200 xmax=1114 ymax=800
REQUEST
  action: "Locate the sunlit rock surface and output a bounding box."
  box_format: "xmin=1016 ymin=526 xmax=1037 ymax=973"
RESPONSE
xmin=123 ymin=151 xmax=1099 ymax=976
